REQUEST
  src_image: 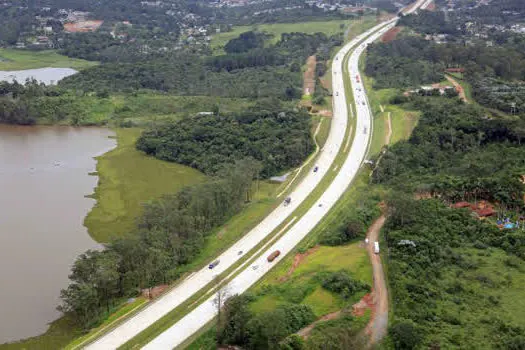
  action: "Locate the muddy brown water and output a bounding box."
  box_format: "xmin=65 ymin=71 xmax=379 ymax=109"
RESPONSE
xmin=0 ymin=125 xmax=116 ymax=343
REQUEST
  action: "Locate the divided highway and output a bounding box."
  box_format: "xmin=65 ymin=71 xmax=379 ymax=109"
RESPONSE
xmin=142 ymin=17 xmax=412 ymax=350
xmin=85 ymin=19 xmax=384 ymax=350
xmin=85 ymin=2 xmax=425 ymax=349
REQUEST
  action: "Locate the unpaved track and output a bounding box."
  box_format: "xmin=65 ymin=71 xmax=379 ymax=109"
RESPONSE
xmin=365 ymin=215 xmax=388 ymax=344
xmin=445 ymin=75 xmax=469 ymax=103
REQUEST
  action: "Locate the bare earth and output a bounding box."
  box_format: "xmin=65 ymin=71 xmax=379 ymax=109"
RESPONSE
xmin=303 ymin=55 xmax=317 ymax=96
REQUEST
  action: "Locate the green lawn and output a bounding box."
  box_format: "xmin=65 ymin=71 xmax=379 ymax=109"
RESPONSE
xmin=84 ymin=128 xmax=207 ymax=242
xmin=0 ymin=49 xmax=96 ymax=71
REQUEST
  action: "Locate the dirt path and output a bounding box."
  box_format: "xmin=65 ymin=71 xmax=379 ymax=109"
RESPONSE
xmin=445 ymin=75 xmax=469 ymax=103
xmin=297 ymin=311 xmax=342 ymax=339
xmin=385 ymin=112 xmax=392 ymax=146
xmin=303 ymin=55 xmax=317 ymax=96
xmin=365 ymin=215 xmax=388 ymax=344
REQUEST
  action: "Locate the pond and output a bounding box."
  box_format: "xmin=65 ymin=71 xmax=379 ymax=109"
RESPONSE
xmin=0 ymin=67 xmax=77 ymax=85
xmin=0 ymin=125 xmax=115 ymax=343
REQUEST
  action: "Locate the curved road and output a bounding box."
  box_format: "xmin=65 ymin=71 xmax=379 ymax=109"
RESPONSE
xmin=85 ymin=19 xmax=384 ymax=350
xmin=143 ymin=16 xmax=413 ymax=350
xmin=86 ymin=2 xmax=425 ymax=348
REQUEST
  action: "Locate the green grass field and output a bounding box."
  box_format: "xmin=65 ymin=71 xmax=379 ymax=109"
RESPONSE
xmin=0 ymin=49 xmax=96 ymax=71
xmin=210 ymin=18 xmax=375 ymax=54
xmin=84 ymin=128 xmax=207 ymax=242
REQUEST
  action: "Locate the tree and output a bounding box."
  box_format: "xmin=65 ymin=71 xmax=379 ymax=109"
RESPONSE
xmin=218 ymin=294 xmax=252 ymax=346
xmin=389 ymin=321 xmax=422 ymax=350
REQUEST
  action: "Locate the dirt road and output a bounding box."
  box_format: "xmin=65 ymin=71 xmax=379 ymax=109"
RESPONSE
xmin=366 ymin=215 xmax=388 ymax=344
xmin=445 ymin=75 xmax=469 ymax=103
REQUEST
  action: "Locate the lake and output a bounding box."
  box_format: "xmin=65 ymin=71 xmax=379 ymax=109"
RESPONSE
xmin=0 ymin=125 xmax=116 ymax=343
xmin=0 ymin=67 xmax=77 ymax=85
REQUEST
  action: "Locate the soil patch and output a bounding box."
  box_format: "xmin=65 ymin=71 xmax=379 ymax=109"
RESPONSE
xmin=317 ymin=109 xmax=333 ymax=117
xmin=141 ymin=284 xmax=169 ymax=299
xmin=303 ymin=55 xmax=317 ymax=96
xmin=381 ymin=27 xmax=401 ymax=43
xmin=280 ymin=245 xmax=320 ymax=282
xmin=64 ymin=20 xmax=104 ymax=33
xmin=352 ymin=293 xmax=375 ymax=317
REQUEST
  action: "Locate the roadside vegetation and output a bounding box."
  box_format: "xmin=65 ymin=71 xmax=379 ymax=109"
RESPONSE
xmin=361 ymin=19 xmax=525 ymax=347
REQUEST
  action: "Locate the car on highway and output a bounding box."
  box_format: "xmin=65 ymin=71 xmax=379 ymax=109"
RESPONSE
xmin=252 ymin=265 xmax=259 ymax=270
xmin=336 ymin=92 xmax=339 ymax=96
xmin=208 ymin=260 xmax=220 ymax=269
xmin=362 ymin=101 xmax=366 ymax=106
xmin=267 ymin=250 xmax=281 ymax=262
xmin=283 ymin=197 xmax=291 ymax=206
xmin=313 ymin=166 xmax=319 ymax=172
xmin=238 ymin=250 xmax=243 ymax=255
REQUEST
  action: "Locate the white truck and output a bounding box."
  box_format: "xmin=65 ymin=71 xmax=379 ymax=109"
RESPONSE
xmin=374 ymin=241 xmax=380 ymax=254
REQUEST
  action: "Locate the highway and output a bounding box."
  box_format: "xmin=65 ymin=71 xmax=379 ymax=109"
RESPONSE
xmin=84 ymin=18 xmax=390 ymax=350
xmin=142 ymin=14 xmax=418 ymax=350
xmin=86 ymin=2 xmax=425 ymax=349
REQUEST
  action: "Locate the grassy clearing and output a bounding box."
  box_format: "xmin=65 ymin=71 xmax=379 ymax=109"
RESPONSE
xmin=249 ymin=242 xmax=372 ymax=317
xmin=360 ymin=53 xmax=420 ymax=154
xmin=84 ymin=128 xmax=206 ymax=242
xmin=0 ymin=49 xmax=96 ymax=71
xmin=210 ymin=18 xmax=375 ymax=54
xmin=111 ymin=94 xmax=257 ymax=126
xmin=35 ymin=93 xmax=257 ymax=127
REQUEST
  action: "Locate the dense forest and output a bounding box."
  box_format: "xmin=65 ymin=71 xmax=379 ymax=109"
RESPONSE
xmin=365 ymin=31 xmax=525 ymax=114
xmin=136 ymin=108 xmax=315 ymax=177
xmin=364 ymin=36 xmax=444 ymax=88
xmin=59 ymin=159 xmax=261 ymax=329
xmin=368 ymin=96 xmax=525 ymax=348
xmin=374 ymin=98 xmax=525 ymax=210
xmin=58 ymin=31 xmax=341 ymax=99
xmin=384 ymin=196 xmax=525 ymax=349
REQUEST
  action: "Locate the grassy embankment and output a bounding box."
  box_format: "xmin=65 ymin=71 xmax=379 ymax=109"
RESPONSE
xmin=359 ymin=52 xmax=419 ymax=156
xmin=0 ymin=49 xmax=96 ymax=71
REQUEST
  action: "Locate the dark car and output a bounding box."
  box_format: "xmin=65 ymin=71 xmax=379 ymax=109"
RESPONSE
xmin=209 ymin=260 xmax=220 ymax=269
xmin=314 ymin=166 xmax=319 ymax=173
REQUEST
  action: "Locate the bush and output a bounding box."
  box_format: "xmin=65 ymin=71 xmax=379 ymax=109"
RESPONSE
xmin=319 ymin=270 xmax=369 ymax=299
xmin=389 ymin=321 xmax=421 ymax=350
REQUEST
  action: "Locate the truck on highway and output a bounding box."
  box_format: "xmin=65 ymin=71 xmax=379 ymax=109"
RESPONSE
xmin=209 ymin=260 xmax=220 ymax=269
xmin=267 ymin=250 xmax=281 ymax=262
xmin=284 ymin=197 xmax=291 ymax=206
xmin=374 ymin=242 xmax=380 ymax=254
